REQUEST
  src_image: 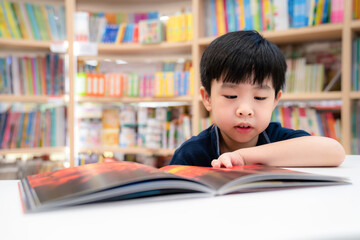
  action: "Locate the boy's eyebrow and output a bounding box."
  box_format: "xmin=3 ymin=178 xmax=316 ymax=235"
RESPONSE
xmin=253 ymin=84 xmax=272 ymax=90
xmin=221 ymin=82 xmax=238 ymax=88
xmin=221 ymin=82 xmax=272 ymax=90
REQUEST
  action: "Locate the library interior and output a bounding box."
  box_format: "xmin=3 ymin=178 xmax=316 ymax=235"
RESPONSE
xmin=1 ymin=0 xmax=360 ymax=239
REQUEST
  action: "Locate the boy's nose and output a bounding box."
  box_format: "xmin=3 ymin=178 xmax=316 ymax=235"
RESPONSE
xmin=236 ymin=105 xmax=254 ymax=117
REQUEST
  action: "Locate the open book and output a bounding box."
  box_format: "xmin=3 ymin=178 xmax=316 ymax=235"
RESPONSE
xmin=19 ymin=161 xmax=349 ymax=213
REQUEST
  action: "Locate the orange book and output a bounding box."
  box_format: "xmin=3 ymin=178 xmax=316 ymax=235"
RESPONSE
xmin=215 ymin=0 xmax=226 ymax=35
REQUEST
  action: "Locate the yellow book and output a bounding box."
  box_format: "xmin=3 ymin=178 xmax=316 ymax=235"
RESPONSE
xmin=165 ymin=72 xmax=174 ymax=97
xmin=315 ymin=0 xmax=324 ymax=25
xmin=116 ymin=23 xmax=126 ymax=43
xmin=3 ymin=0 xmax=22 ymax=38
xmin=174 ymin=15 xmax=181 ymax=41
xmin=179 ymin=14 xmax=187 ymax=41
xmin=215 ymin=0 xmax=226 ymax=35
xmin=40 ymin=5 xmax=53 ymax=41
xmin=0 ymin=1 xmax=11 ymax=37
xmin=238 ymin=0 xmax=245 ymax=30
xmin=186 ymin=13 xmax=193 ymax=41
xmin=102 ymin=108 xmax=120 ymax=146
xmin=21 ymin=112 xmax=29 ymax=147
xmin=155 ymin=72 xmax=164 ymax=97
xmin=12 ymin=2 xmax=30 ymax=39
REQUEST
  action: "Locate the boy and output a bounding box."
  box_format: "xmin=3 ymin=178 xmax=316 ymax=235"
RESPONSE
xmin=170 ymin=30 xmax=345 ymax=168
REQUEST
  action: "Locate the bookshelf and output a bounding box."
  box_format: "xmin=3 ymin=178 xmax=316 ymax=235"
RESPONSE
xmin=0 ymin=0 xmax=359 ymax=169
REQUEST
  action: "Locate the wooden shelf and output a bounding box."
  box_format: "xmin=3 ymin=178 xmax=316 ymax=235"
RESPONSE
xmin=198 ymin=23 xmax=343 ymax=46
xmin=281 ymin=92 xmax=343 ymax=101
xmin=0 ymin=95 xmax=68 ymax=103
xmin=76 ymin=96 xmax=193 ymax=103
xmin=350 ymin=91 xmax=360 ymax=99
xmin=78 ymin=146 xmax=175 ymax=156
xmin=351 ymin=19 xmax=360 ymax=31
xmin=97 ymin=41 xmax=192 ymax=55
xmin=0 ymin=147 xmax=67 ymax=155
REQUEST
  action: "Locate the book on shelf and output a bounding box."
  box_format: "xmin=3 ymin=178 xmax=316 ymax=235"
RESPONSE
xmin=272 ymin=104 xmax=341 ymax=141
xmin=0 ymin=105 xmax=66 ymax=149
xmin=204 ymin=0 xmax=344 ymax=37
xmin=0 ymin=54 xmax=65 ymax=96
xmin=75 ymin=69 xmax=192 ymax=98
xmin=18 ymin=160 xmax=349 ymax=213
xmin=0 ymin=1 xmax=66 ymax=41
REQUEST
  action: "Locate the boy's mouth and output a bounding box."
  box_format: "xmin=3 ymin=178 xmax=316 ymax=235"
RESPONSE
xmin=235 ymin=123 xmax=252 ymax=128
xmin=234 ymin=124 xmax=253 ymax=131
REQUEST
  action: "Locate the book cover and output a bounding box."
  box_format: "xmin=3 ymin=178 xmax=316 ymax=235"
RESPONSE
xmin=19 ymin=161 xmax=349 ymax=213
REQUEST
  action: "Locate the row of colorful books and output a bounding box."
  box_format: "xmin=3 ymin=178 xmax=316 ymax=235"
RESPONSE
xmin=282 ymin=41 xmax=342 ymax=93
xmin=75 ymin=11 xmax=193 ymax=44
xmin=352 ymin=38 xmax=360 ymax=91
xmin=77 ymin=104 xmax=192 ymax=151
xmin=198 ymin=117 xmax=213 ymax=132
xmin=0 ymin=54 xmax=65 ymax=96
xmin=285 ymin=58 xmax=325 ymax=93
xmin=272 ymin=104 xmax=341 ymax=141
xmin=0 ymin=105 xmax=66 ymax=149
xmin=0 ymin=157 xmax=65 ymax=180
xmin=0 ymin=0 xmax=66 ymax=41
xmin=76 ymin=70 xmax=194 ymax=98
xmin=352 ymin=100 xmax=360 ymax=154
xmin=204 ymin=0 xmax=344 ymax=37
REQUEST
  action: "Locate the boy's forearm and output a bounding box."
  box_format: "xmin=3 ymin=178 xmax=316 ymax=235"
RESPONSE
xmin=237 ymin=136 xmax=345 ymax=167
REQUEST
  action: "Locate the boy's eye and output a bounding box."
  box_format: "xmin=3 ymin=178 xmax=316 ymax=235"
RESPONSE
xmin=224 ymin=95 xmax=237 ymax=99
xmin=255 ymin=97 xmax=267 ymax=100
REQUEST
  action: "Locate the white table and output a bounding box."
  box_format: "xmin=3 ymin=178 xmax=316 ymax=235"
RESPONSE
xmin=1 ymin=156 xmax=360 ymax=240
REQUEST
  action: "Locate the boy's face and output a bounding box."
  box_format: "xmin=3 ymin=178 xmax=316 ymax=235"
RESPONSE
xmin=200 ymin=77 xmax=281 ymax=152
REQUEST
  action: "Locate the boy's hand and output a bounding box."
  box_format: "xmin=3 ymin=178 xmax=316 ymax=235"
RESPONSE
xmin=211 ymin=151 xmax=245 ymax=168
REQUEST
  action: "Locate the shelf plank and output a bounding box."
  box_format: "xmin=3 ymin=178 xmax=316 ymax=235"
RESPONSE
xmin=281 ymin=92 xmax=342 ymax=101
xmin=76 ymin=96 xmax=193 ymax=103
xmin=0 ymin=147 xmax=67 ymax=155
xmin=351 ymin=20 xmax=360 ymax=31
xmin=78 ymin=146 xmax=175 ymax=156
xmin=350 ymin=91 xmax=360 ymax=99
xmin=0 ymin=38 xmax=51 ymax=49
xmin=97 ymin=41 xmax=192 ymax=55
xmin=198 ymin=23 xmax=343 ymax=46
xmin=0 ymin=95 xmax=68 ymax=103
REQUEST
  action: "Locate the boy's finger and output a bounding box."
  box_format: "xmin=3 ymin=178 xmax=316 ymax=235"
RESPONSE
xmin=220 ymin=157 xmax=233 ymax=168
xmin=211 ymin=160 xmax=221 ymax=168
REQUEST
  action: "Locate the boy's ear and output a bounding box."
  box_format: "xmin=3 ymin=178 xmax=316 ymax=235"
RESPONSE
xmin=200 ymin=86 xmax=212 ymax=111
xmin=273 ymin=90 xmax=282 ymax=110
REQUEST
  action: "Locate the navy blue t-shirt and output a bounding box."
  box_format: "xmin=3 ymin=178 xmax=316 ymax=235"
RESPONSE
xmin=169 ymin=122 xmax=310 ymax=167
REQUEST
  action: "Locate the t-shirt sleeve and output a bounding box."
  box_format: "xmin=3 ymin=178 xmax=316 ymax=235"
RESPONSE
xmin=169 ymin=147 xmax=192 ymax=165
xmin=267 ymin=122 xmax=311 ymax=142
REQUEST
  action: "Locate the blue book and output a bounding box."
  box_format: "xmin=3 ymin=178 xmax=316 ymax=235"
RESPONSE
xmin=321 ymin=0 xmax=330 ymax=24
xmin=209 ymin=0 xmax=218 ymax=36
xmin=0 ymin=111 xmax=9 ymax=144
xmin=45 ymin=5 xmax=59 ymax=41
xmin=0 ymin=58 xmax=7 ymax=93
xmin=288 ymin=0 xmax=294 ymax=27
xmin=243 ymin=0 xmax=253 ymax=30
xmin=226 ymin=0 xmax=237 ymax=32
xmin=16 ymin=113 xmax=25 ymax=148
xmin=25 ymin=112 xmax=33 ymax=147
xmin=54 ymin=54 xmax=59 ymax=95
xmin=147 ymin=11 xmax=159 ymax=20
xmin=25 ymin=3 xmax=41 ymax=40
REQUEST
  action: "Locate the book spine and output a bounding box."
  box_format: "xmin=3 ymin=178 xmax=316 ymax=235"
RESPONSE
xmin=26 ymin=3 xmax=41 ymax=40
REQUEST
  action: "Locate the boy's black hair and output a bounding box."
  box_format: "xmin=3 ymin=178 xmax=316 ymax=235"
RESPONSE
xmin=200 ymin=30 xmax=287 ymax=96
